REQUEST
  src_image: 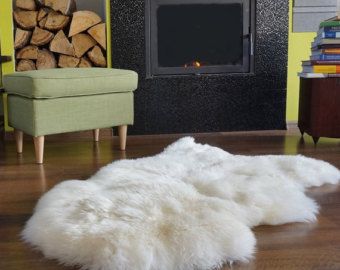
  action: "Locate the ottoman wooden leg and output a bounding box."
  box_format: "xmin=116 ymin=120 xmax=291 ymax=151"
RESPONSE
xmin=33 ymin=136 xmax=45 ymax=164
xmin=118 ymin=125 xmax=127 ymax=151
xmin=15 ymin=129 xmax=23 ymax=154
xmin=93 ymin=129 xmax=100 ymax=142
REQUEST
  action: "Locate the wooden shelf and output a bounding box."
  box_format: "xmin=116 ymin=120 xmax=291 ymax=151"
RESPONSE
xmin=298 ymin=77 xmax=340 ymax=144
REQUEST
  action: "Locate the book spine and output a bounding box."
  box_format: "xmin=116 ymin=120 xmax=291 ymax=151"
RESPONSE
xmin=298 ymin=73 xmax=328 ymax=78
xmin=313 ymin=49 xmax=340 ymax=54
xmin=322 ymin=32 xmax=340 ymax=38
xmin=312 ymin=65 xmax=340 ymax=73
xmin=320 ymin=21 xmax=340 ymax=28
xmin=323 ymin=26 xmax=340 ymax=32
xmin=310 ymin=60 xmax=340 ymax=65
xmin=324 ymin=48 xmax=340 ymax=54
xmin=311 ymin=54 xmax=340 ymax=61
xmin=311 ymin=39 xmax=340 ymax=48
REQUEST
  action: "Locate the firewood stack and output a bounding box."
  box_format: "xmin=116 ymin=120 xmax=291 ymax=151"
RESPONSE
xmin=13 ymin=0 xmax=107 ymax=71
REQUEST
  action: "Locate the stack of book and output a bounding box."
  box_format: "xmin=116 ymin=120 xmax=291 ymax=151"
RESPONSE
xmin=300 ymin=18 xmax=340 ymax=78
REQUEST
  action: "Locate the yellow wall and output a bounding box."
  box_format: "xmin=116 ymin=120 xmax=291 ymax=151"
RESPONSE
xmin=0 ymin=0 xmax=15 ymax=131
xmin=105 ymin=0 xmax=112 ymax=68
xmin=0 ymin=1 xmax=15 ymax=75
xmin=286 ymin=0 xmax=316 ymax=122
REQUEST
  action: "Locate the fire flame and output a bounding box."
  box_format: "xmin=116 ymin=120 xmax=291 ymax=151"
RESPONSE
xmin=184 ymin=61 xmax=202 ymax=68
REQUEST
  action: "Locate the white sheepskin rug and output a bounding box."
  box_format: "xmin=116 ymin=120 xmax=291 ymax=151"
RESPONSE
xmin=22 ymin=137 xmax=340 ymax=270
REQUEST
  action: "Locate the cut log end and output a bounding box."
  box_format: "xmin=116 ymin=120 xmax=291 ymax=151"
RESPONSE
xmin=31 ymin=27 xmax=54 ymax=46
xmin=36 ymin=49 xmax=57 ymax=70
xmin=58 ymin=55 xmax=80 ymax=68
xmin=72 ymin=33 xmax=96 ymax=58
xmin=13 ymin=10 xmax=38 ymax=30
xmin=15 ymin=0 xmax=36 ymax=11
xmin=88 ymin=23 xmax=106 ymax=50
xmin=69 ymin=10 xmax=101 ymax=37
xmin=16 ymin=45 xmax=39 ymax=59
xmin=50 ymin=30 xmax=75 ymax=56
xmin=38 ymin=16 xmax=48 ymax=28
xmin=44 ymin=11 xmax=70 ymax=31
xmin=16 ymin=59 xmax=36 ymax=71
xmin=79 ymin=57 xmax=93 ymax=68
xmin=14 ymin=28 xmax=32 ymax=49
xmin=37 ymin=8 xmax=50 ymax=21
xmin=87 ymin=46 xmax=106 ymax=67
xmin=44 ymin=0 xmax=76 ymax=15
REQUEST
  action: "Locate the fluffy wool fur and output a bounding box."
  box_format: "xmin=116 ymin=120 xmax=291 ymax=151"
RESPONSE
xmin=22 ymin=137 xmax=340 ymax=270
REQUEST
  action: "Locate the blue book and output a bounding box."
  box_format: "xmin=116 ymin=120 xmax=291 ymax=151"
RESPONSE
xmin=322 ymin=31 xmax=340 ymax=38
xmin=311 ymin=54 xmax=340 ymax=61
xmin=323 ymin=26 xmax=340 ymax=32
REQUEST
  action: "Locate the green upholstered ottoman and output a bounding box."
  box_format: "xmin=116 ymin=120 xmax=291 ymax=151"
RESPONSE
xmin=3 ymin=68 xmax=138 ymax=164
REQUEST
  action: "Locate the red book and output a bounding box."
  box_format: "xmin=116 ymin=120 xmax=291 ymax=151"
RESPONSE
xmin=302 ymin=60 xmax=340 ymax=65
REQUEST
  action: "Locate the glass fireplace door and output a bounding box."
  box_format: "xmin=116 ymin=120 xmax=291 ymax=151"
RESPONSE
xmin=145 ymin=0 xmax=254 ymax=77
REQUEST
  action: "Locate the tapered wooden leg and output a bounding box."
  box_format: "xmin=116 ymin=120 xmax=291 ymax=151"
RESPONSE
xmin=313 ymin=136 xmax=320 ymax=145
xmin=14 ymin=129 xmax=23 ymax=154
xmin=33 ymin=136 xmax=45 ymax=164
xmin=118 ymin=125 xmax=127 ymax=151
xmin=93 ymin=129 xmax=100 ymax=142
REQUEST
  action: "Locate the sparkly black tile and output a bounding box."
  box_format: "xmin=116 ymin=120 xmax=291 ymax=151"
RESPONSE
xmin=110 ymin=0 xmax=289 ymax=135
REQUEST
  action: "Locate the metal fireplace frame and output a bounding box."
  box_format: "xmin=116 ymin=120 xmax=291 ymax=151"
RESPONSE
xmin=145 ymin=0 xmax=255 ymax=78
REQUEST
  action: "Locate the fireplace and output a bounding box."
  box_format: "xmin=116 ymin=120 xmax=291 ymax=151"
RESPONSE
xmin=110 ymin=0 xmax=289 ymax=135
xmin=145 ymin=0 xmax=255 ymax=77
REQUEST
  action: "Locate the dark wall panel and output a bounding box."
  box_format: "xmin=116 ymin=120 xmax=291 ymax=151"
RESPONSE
xmin=110 ymin=0 xmax=289 ymax=135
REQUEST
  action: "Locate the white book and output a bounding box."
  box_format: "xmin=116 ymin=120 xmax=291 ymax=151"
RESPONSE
xmin=298 ymin=72 xmax=340 ymax=78
xmin=298 ymin=73 xmax=328 ymax=78
xmin=301 ymin=66 xmax=314 ymax=73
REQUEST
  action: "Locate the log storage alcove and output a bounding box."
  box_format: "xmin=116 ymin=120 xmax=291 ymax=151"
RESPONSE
xmin=13 ymin=0 xmax=107 ymax=71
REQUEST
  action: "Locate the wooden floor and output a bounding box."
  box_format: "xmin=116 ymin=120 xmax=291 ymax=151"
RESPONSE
xmin=0 ymin=130 xmax=340 ymax=270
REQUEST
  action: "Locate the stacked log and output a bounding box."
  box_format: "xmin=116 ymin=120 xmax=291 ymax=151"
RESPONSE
xmin=13 ymin=0 xmax=107 ymax=71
